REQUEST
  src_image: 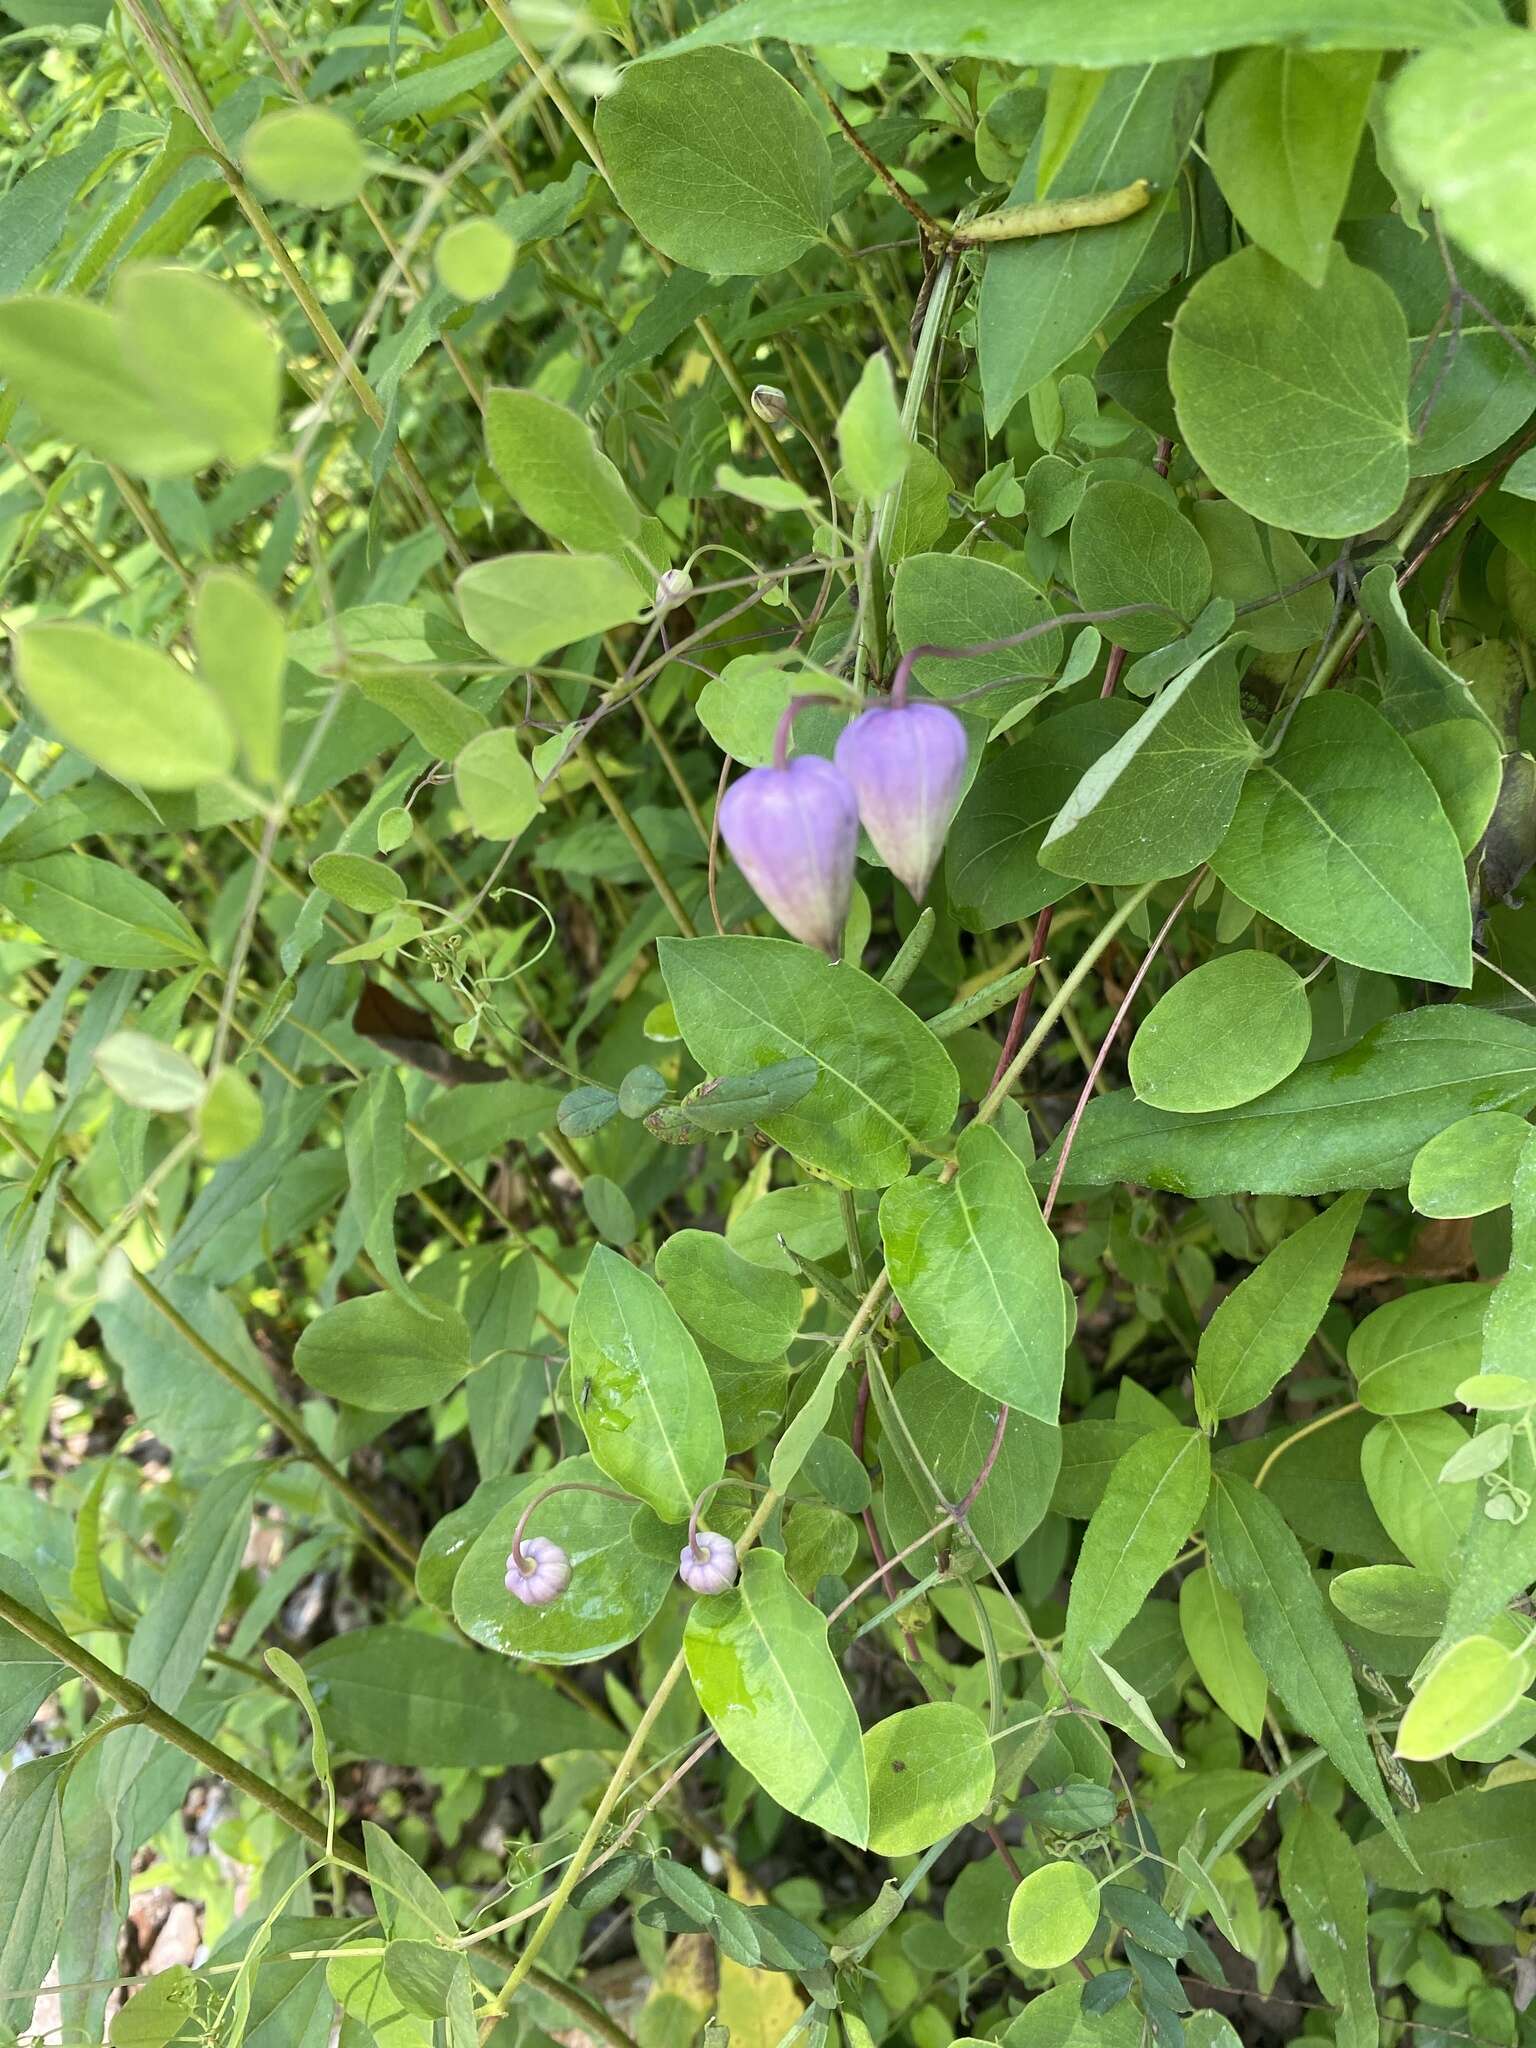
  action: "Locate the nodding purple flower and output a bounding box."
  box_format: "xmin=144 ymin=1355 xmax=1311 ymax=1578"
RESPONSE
xmin=833 ymin=701 xmax=969 ymax=903
xmin=718 ymin=756 xmax=859 ymax=955
xmin=679 ymin=1529 xmax=739 ymax=1595
xmin=505 ymin=1535 xmax=570 ymax=1608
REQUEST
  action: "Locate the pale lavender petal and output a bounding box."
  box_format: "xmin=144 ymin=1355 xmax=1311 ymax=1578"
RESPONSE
xmin=834 ymin=702 xmax=969 ymax=901
xmin=718 ymin=757 xmax=859 ymax=954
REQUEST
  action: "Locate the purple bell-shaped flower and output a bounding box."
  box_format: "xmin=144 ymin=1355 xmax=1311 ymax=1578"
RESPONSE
xmin=505 ymin=1535 xmax=571 ymax=1608
xmin=833 ymin=700 xmax=968 ymax=903
xmin=679 ymin=1529 xmax=739 ymax=1595
xmin=718 ymin=755 xmax=859 ymax=955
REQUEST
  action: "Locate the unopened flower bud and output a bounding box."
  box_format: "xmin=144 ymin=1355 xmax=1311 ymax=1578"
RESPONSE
xmin=505 ymin=1535 xmax=570 ymax=1607
xmin=719 ymin=756 xmax=858 ymax=954
xmin=751 ymin=383 xmax=789 ymax=423
xmin=679 ymin=1529 xmax=739 ymax=1595
xmin=834 ymin=701 xmax=968 ymax=903
xmin=655 ymin=566 xmax=693 ymax=610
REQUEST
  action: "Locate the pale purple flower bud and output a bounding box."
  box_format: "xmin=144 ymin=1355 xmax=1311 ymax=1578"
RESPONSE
xmin=505 ymin=1535 xmax=570 ymax=1607
xmin=833 ymin=701 xmax=969 ymax=903
xmin=679 ymin=1529 xmax=739 ymax=1595
xmin=718 ymin=757 xmax=859 ymax=955
xmin=751 ymin=383 xmax=789 ymax=422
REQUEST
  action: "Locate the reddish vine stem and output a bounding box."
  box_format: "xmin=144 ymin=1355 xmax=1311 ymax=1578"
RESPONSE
xmin=986 ymin=906 xmax=1055 ymax=1096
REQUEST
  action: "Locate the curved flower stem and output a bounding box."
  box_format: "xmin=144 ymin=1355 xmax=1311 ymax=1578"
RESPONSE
xmin=770 ymin=689 xmax=856 ymax=772
xmin=1253 ymin=1402 xmax=1361 ymax=1491
xmin=509 ymin=1481 xmax=638 ymax=1575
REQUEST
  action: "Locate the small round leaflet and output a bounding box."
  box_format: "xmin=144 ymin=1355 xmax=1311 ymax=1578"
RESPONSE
xmin=242 ymin=107 xmax=367 ymax=210
xmin=1130 ymin=950 xmax=1311 ymax=1112
xmin=1007 ymin=1859 xmax=1100 ymax=1969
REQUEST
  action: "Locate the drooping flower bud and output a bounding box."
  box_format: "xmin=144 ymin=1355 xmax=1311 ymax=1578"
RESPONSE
xmin=751 ymin=383 xmax=789 ymax=422
xmin=679 ymin=1529 xmax=739 ymax=1595
xmin=654 ymin=566 xmax=693 ymax=610
xmin=718 ymin=756 xmax=859 ymax=955
xmin=833 ymin=701 xmax=969 ymax=903
xmin=505 ymin=1535 xmax=570 ymax=1608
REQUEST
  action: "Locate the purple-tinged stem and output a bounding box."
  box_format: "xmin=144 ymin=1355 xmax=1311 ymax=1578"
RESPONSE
xmin=509 ymin=1481 xmax=637 ymax=1574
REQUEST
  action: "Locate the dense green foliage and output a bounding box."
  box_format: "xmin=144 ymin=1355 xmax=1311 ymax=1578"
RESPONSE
xmin=5 ymin=2 xmax=1536 ymax=2046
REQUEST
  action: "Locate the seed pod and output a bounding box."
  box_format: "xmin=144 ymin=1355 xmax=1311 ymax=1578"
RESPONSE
xmin=718 ymin=756 xmax=859 ymax=954
xmin=679 ymin=1529 xmax=739 ymax=1595
xmin=504 ymin=1535 xmax=571 ymax=1607
xmin=833 ymin=700 xmax=968 ymax=902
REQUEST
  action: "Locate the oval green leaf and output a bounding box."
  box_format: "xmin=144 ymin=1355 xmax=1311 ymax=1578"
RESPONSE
xmin=294 ymin=1293 xmax=469 ymax=1412
xmin=1007 ymin=1859 xmax=1100 ymax=1970
xmin=1131 ymin=951 xmax=1311 ymax=1114
xmin=864 ymin=1703 xmax=995 ymax=1856
xmin=684 ymin=1548 xmax=869 ymax=1845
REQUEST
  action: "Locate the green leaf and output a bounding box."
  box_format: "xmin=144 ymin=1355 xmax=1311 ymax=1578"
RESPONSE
xmin=978 ymin=61 xmax=1208 ymax=430
xmin=0 ymin=853 xmax=204 ymax=968
xmin=1410 ymin=1110 xmax=1529 ymax=1220
xmin=1349 ymin=1282 xmax=1490 ymax=1415
xmin=571 ymin=1245 xmax=725 ymax=1524
xmin=864 ymin=1703 xmax=995 ymax=1856
xmin=1344 ymin=214 xmax=1536 ymax=476
xmin=0 ymin=1177 xmax=63 ymax=1408
xmin=1178 ymin=1565 xmax=1267 ymax=1738
xmin=18 ymin=621 xmax=234 ymax=791
xmin=1069 ymin=481 xmax=1213 ymax=653
xmin=309 ymin=851 xmax=408 ymax=914
xmin=891 ymin=553 xmax=1064 ymax=716
xmin=668 ymin=0 xmax=1495 ymax=67
xmin=1007 ymin=1860 xmax=1100 ymax=1970
xmin=1193 ymin=1194 xmax=1364 ymax=1427
xmin=1189 ymin=501 xmax=1335 ymax=653
xmin=192 ymin=570 xmax=286 ymax=787
xmin=344 ymin=1067 xmax=411 ymax=1301
xmin=597 ymin=48 xmax=833 ymax=276
xmin=837 ymin=354 xmax=910 ymax=503
xmin=945 ymin=702 xmax=1135 ymax=931
xmin=1277 ymin=1808 xmax=1376 ymax=2048
xmin=878 ymin=1359 xmax=1060 ymax=1577
xmin=115 ymin=266 xmax=279 ymax=471
xmin=435 ymin=217 xmax=516 ymax=302
xmin=1358 ymin=1782 xmax=1536 ymax=1906
xmin=1170 ymin=244 xmax=1410 ymax=537
xmin=1130 ymin=952 xmax=1312 ymax=1115
xmin=1062 ymin=1427 xmax=1210 ymax=1678
xmin=454 ymin=1456 xmax=675 ymax=1665
xmin=695 ymin=653 xmax=809 ymax=768
xmin=294 ymin=1293 xmax=469 ymax=1412
xmin=0 ymin=294 xmax=217 ymax=477
xmin=241 ymin=106 xmax=368 ymax=209
xmin=1361 ymin=1412 xmax=1476 ymax=1577
xmin=880 ymin=1123 xmax=1065 ymax=1423
xmin=1396 ymin=1635 xmax=1529 ymax=1762
xmin=654 ymin=1229 xmax=802 ymax=1364
xmin=108 ymin=1965 xmax=207 ymax=2046
xmin=660 ymin=936 xmax=958 ymax=1188
xmin=456 ymin=553 xmax=646 ymax=666
xmin=1206 ymin=1474 xmax=1401 ymax=1840
xmin=1357 ymin=566 xmax=1504 ymax=851
xmin=1210 ymin=694 xmax=1472 ymax=984
xmin=1329 ymin=1563 xmax=1446 ymax=1639
xmin=1475 ymin=1130 xmax=1536 ymax=1388
xmin=1039 ymin=647 xmax=1257 ymax=883
xmin=484 ymin=387 xmax=640 ymax=553
xmin=685 ymin=1548 xmax=869 ymax=1845
xmin=1204 ymin=49 xmax=1378 ymax=286
xmin=94 ymin=1029 xmax=205 ymax=1113
xmin=1038 ymin=1006 xmax=1536 ymax=1196
xmin=350 ymin=668 xmax=488 ymax=761
xmin=302 ymin=1624 xmax=592 ymax=1766
xmin=1387 ymin=28 xmax=1536 ymax=312
xmin=0 ymin=1755 xmax=66 ymax=2036
xmin=453 ymin=728 xmax=542 ymax=840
